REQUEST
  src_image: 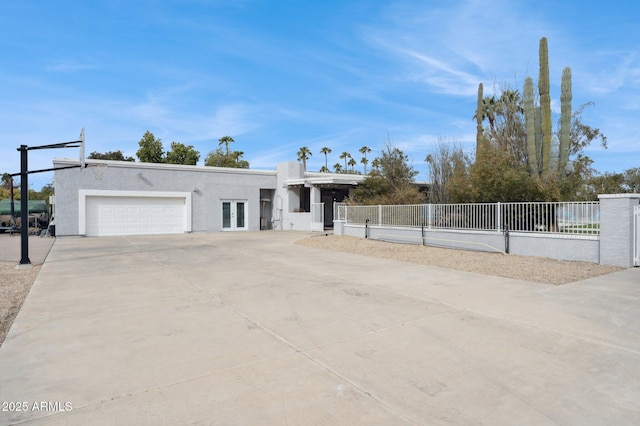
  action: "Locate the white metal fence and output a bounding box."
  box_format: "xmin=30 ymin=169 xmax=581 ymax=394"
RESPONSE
xmin=311 ymin=202 xmax=324 ymax=231
xmin=335 ymin=202 xmax=347 ymax=221
xmin=634 ymin=205 xmax=640 ymax=267
xmin=342 ymin=201 xmax=600 ymax=236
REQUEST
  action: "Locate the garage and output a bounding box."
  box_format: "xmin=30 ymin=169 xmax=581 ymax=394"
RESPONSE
xmin=79 ymin=190 xmax=191 ymax=237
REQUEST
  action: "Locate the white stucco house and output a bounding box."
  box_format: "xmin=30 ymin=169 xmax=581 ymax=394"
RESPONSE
xmin=52 ymin=158 xmax=365 ymax=237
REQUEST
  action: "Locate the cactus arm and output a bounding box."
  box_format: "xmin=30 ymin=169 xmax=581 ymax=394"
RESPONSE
xmin=559 ymin=67 xmax=572 ymax=174
xmin=475 ymin=82 xmax=485 ymax=159
xmin=524 ymin=77 xmax=538 ymax=175
xmin=539 ymin=37 xmax=552 ymax=176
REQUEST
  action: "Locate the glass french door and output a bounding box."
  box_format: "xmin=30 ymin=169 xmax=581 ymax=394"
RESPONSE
xmin=222 ymin=200 xmax=247 ymax=231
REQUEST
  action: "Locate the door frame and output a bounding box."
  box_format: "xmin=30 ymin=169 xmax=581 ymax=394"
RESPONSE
xmin=79 ymin=190 xmax=192 ymax=236
xmin=221 ymin=199 xmax=248 ymax=231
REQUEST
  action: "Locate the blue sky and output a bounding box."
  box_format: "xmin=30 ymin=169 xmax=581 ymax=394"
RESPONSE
xmin=1 ymin=0 xmax=638 ymax=190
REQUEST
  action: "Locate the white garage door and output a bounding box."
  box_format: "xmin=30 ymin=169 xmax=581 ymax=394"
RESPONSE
xmin=86 ymin=196 xmax=186 ymax=236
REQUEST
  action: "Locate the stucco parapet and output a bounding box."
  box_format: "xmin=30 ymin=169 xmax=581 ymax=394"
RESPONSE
xmin=598 ymin=193 xmax=640 ymax=199
xmin=53 ymin=157 xmax=277 ymax=177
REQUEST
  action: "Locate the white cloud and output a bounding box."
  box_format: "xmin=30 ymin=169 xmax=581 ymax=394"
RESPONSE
xmin=207 ymin=104 xmax=258 ymax=137
xmin=361 ymin=0 xmax=557 ymax=97
xmin=400 ymin=50 xmax=481 ymax=96
xmin=45 ymin=60 xmax=97 ymax=72
xmin=581 ymin=51 xmax=640 ymax=96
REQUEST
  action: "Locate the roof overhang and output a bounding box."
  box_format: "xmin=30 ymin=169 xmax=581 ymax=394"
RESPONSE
xmin=285 ymin=174 xmax=366 ymax=188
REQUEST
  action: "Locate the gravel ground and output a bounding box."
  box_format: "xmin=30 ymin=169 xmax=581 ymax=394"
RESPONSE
xmin=295 ymin=234 xmax=623 ymax=285
xmin=0 ymin=262 xmax=40 ymax=346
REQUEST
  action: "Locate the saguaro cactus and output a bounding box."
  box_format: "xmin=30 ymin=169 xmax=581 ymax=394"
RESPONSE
xmin=524 ymin=77 xmax=538 ymax=174
xmin=538 ymin=37 xmax=552 ymax=177
xmin=559 ymin=67 xmax=572 ymax=174
xmin=475 ymin=82 xmax=484 ymax=158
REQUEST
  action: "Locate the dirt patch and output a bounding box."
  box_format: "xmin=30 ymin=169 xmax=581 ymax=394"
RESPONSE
xmin=295 ymin=235 xmax=623 ymax=285
xmin=0 ymin=262 xmax=40 ymax=347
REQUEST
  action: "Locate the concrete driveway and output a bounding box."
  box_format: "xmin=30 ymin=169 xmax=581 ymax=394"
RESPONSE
xmin=1 ymin=232 xmax=639 ymax=425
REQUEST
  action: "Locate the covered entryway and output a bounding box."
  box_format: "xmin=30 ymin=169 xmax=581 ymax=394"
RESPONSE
xmin=321 ymin=188 xmax=350 ymax=228
xmin=79 ymin=190 xmax=192 ymax=237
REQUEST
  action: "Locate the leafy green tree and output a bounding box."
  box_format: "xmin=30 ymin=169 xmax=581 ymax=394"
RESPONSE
xmin=28 ymin=183 xmax=55 ymax=202
xmin=350 ymin=143 xmax=424 ymax=205
xmin=0 ymin=187 xmax=10 ymax=202
xmin=623 ymin=167 xmax=640 ymax=192
xmin=218 ymin=136 xmax=234 ymax=155
xmin=0 ymin=173 xmax=15 ymax=202
xmin=581 ymin=166 xmax=640 ymax=198
xmin=320 ymin=147 xmax=332 ymax=172
xmin=586 ymin=172 xmax=626 ymax=195
xmin=164 ymin=142 xmax=200 ymax=165
xmin=448 ymin=144 xmax=546 ymax=203
xmin=377 ymin=144 xmax=418 ymax=187
xmin=424 ymin=138 xmax=468 ymax=204
xmin=231 ymin=151 xmax=244 ymax=162
xmin=136 ymin=131 xmax=164 ymax=163
xmin=1 ymin=173 xmax=12 ymax=188
xmin=296 ymin=146 xmax=312 ymax=170
xmin=566 ymin=102 xmax=608 ymax=155
xmin=88 ymin=150 xmax=135 ymax=161
xmin=204 ymin=148 xmax=249 ymax=168
xmin=204 ymin=137 xmax=249 ymax=168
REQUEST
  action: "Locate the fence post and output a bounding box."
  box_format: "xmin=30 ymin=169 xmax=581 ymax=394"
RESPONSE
xmin=496 ymin=202 xmax=501 ymax=232
xmin=428 ymin=204 xmax=432 ymax=229
xmin=598 ymin=194 xmax=640 ymax=267
xmin=378 ymin=204 xmax=382 ymax=226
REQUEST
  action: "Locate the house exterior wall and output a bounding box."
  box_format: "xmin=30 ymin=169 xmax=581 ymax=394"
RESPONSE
xmin=53 ymin=159 xmax=364 ymax=236
xmin=53 ymin=159 xmax=277 ymax=236
xmin=275 ymin=161 xmax=309 ymax=230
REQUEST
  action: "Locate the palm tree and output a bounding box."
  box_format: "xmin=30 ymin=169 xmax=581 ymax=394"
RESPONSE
xmin=371 ymin=158 xmax=381 ymax=172
xmin=359 ymin=145 xmax=372 ymax=173
xmin=360 ymin=157 xmax=369 ymax=174
xmin=340 ymin=151 xmax=351 ymax=169
xmin=297 ymin=146 xmax=312 ymax=170
xmin=218 ymin=136 xmax=234 ymax=155
xmin=319 ymin=147 xmax=332 ymax=172
xmin=348 ymin=157 xmax=357 ymax=172
xmin=472 ymin=96 xmax=499 ymax=139
xmin=319 ymin=166 xmax=330 ymax=173
xmin=333 ymin=163 xmax=343 ymax=173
